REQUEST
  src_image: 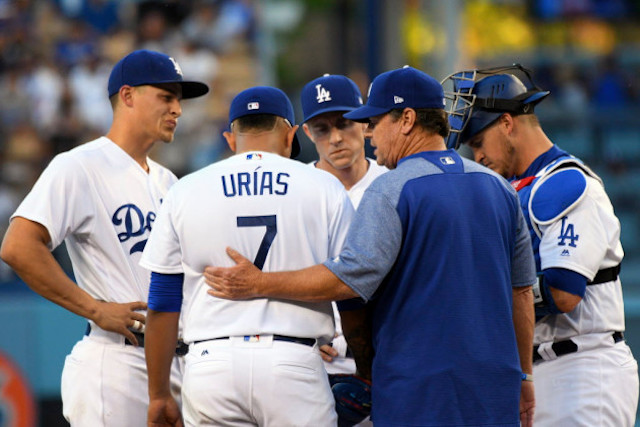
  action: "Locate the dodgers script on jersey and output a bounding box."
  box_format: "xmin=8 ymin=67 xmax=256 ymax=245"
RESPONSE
xmin=12 ymin=137 xmax=177 ymax=303
xmin=140 ymin=151 xmax=354 ymax=345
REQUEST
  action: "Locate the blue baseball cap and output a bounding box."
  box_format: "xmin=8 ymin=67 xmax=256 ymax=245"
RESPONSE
xmin=344 ymin=66 xmax=446 ymax=122
xmin=108 ymin=49 xmax=209 ymax=99
xmin=228 ymin=86 xmax=300 ymax=158
xmin=300 ymin=74 xmax=363 ymax=123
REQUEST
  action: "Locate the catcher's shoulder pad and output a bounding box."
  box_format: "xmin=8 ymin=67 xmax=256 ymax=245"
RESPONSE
xmin=530 ymin=167 xmax=587 ymax=225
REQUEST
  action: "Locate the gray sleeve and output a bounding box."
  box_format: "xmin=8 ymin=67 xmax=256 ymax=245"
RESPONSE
xmin=512 ymin=205 xmax=537 ymax=287
xmin=323 ymin=188 xmax=403 ymax=302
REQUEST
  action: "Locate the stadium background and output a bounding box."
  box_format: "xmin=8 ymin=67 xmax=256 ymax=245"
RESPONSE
xmin=0 ymin=0 xmax=638 ymax=425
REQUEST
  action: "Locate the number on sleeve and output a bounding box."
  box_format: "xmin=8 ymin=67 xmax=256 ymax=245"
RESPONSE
xmin=237 ymin=215 xmax=277 ymax=270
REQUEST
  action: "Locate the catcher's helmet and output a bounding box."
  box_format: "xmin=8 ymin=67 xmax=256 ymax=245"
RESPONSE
xmin=441 ymin=64 xmax=550 ymax=149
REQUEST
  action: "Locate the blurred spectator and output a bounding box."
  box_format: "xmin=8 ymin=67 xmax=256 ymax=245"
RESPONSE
xmin=68 ymin=52 xmax=113 ymax=134
xmin=77 ymin=0 xmax=120 ymax=34
xmin=48 ymin=81 xmax=91 ymax=155
xmin=136 ymin=3 xmax=182 ymax=53
xmin=0 ymin=67 xmax=33 ymax=130
xmin=100 ymin=25 xmax=136 ymax=63
xmin=22 ymin=54 xmax=65 ymax=132
xmin=553 ymin=65 xmax=589 ymax=118
xmin=181 ymin=0 xmax=254 ymax=53
xmin=55 ymin=18 xmax=98 ymax=70
xmin=591 ymin=54 xmax=633 ymax=107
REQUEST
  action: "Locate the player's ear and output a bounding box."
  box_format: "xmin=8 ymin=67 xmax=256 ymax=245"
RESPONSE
xmin=120 ymin=85 xmax=135 ymax=108
xmin=223 ymin=130 xmax=236 ymax=152
xmin=302 ymin=124 xmax=315 ymax=143
xmin=498 ymin=113 xmax=515 ymax=136
xmin=285 ymin=124 xmax=299 ymax=147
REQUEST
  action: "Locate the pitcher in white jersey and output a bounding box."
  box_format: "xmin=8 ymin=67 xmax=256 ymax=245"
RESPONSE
xmin=443 ymin=64 xmax=639 ymax=426
xmin=0 ymin=50 xmax=209 ymax=426
xmin=141 ymin=86 xmax=353 ymax=426
xmin=301 ymin=73 xmax=387 ymax=426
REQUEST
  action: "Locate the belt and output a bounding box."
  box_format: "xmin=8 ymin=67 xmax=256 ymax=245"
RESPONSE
xmin=85 ymin=323 xmax=189 ymax=356
xmin=194 ymin=335 xmax=316 ymax=347
xmin=588 ymin=264 xmax=621 ymax=285
xmin=533 ymin=331 xmax=624 ymax=362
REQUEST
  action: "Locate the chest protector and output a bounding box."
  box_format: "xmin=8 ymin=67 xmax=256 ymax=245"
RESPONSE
xmin=511 ymin=156 xmax=602 ymax=271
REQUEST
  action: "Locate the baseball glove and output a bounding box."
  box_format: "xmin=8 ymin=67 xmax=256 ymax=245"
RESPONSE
xmin=330 ymin=374 xmax=372 ymax=426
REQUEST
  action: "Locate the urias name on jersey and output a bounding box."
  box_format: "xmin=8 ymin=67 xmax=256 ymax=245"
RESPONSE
xmin=221 ymin=170 xmax=290 ymax=197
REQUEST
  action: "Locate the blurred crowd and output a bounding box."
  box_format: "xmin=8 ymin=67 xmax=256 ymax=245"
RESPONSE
xmin=0 ymin=0 xmax=259 ymax=281
xmin=1 ymin=0 xmax=639 ymax=283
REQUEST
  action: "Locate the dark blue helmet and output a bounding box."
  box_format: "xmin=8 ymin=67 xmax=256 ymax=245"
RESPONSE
xmin=441 ymin=64 xmax=550 ymax=149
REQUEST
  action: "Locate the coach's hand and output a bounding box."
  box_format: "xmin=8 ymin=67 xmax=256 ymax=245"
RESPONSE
xmin=520 ymin=380 xmax=535 ymax=427
xmin=205 ymin=247 xmax=262 ymax=300
xmin=93 ymin=300 xmax=147 ymax=346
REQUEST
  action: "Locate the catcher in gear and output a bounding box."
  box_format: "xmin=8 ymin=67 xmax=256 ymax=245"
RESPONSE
xmin=442 ymin=63 xmax=639 ymax=426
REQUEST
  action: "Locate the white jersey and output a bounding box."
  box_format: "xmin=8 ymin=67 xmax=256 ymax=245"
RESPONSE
xmin=531 ymin=160 xmax=625 ymax=343
xmin=140 ymin=151 xmax=354 ymax=345
xmin=12 ymin=136 xmax=177 ymax=303
xmin=309 ymin=157 xmax=387 ymax=377
xmin=346 ymin=158 xmax=388 ymax=208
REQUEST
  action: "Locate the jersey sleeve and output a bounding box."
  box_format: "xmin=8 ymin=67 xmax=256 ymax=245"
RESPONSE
xmin=139 ymin=189 xmax=183 ymax=274
xmin=537 ymin=186 xmax=607 ymax=280
xmin=324 ymin=187 xmax=402 ymax=302
xmin=512 ymin=205 xmax=537 ymax=287
xmin=11 ymin=153 xmax=94 ymax=250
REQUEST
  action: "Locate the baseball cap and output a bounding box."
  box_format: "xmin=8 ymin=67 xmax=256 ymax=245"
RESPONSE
xmin=108 ymin=49 xmax=209 ymax=99
xmin=344 ymin=65 xmax=446 ymax=122
xmin=228 ymin=86 xmax=300 ymax=158
xmin=300 ymin=74 xmax=363 ymax=123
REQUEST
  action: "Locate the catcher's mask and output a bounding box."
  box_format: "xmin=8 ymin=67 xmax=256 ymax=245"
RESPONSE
xmin=441 ymin=64 xmax=550 ymax=150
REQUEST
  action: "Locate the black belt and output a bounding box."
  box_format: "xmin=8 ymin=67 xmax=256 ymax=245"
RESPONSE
xmin=533 ymin=331 xmax=624 ymax=362
xmin=85 ymin=323 xmax=189 ymax=356
xmin=195 ymin=335 xmax=316 ymax=347
xmin=588 ymin=264 xmax=621 ymax=285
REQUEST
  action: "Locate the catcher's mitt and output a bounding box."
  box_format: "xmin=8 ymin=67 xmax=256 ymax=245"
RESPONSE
xmin=330 ymin=374 xmax=372 ymax=426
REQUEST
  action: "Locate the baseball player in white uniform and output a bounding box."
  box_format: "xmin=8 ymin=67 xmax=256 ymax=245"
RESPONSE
xmin=140 ymin=86 xmax=354 ymax=426
xmin=442 ymin=65 xmax=639 ymax=426
xmin=300 ymin=74 xmax=386 ymax=426
xmin=0 ymin=50 xmax=209 ymax=426
xmin=301 ymin=74 xmax=386 ymax=373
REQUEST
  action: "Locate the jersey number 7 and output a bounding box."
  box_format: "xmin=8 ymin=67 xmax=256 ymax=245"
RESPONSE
xmin=237 ymin=215 xmax=277 ymax=270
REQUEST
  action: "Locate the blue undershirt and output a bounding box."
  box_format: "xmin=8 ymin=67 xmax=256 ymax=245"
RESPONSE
xmin=148 ymin=272 xmax=184 ymax=312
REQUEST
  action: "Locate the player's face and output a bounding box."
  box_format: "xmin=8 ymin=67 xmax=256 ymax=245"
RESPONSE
xmin=136 ymin=83 xmax=183 ymax=143
xmin=467 ymin=121 xmax=516 ymax=178
xmin=305 ymin=112 xmax=366 ymax=170
xmin=365 ymin=113 xmax=402 ymax=169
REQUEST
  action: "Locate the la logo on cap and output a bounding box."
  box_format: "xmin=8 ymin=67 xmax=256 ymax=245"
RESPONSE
xmin=169 ymin=57 xmax=183 ymax=76
xmin=248 ymin=102 xmax=260 ymax=110
xmin=315 ymin=84 xmax=332 ymax=103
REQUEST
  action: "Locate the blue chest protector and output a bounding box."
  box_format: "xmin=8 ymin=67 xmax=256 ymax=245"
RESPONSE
xmin=511 ymin=156 xmax=592 ymax=317
xmin=511 ymin=155 xmax=592 ymax=272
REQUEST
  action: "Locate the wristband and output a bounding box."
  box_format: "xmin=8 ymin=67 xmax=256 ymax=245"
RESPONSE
xmin=521 ymin=373 xmax=533 ymax=382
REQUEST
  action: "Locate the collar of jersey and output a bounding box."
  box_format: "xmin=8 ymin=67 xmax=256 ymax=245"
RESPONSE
xmin=397 ymin=149 xmax=458 ymax=166
xmin=512 ymin=145 xmax=568 ymax=181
